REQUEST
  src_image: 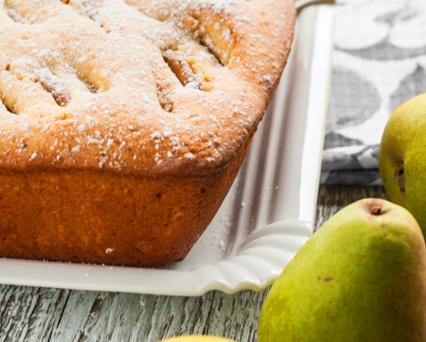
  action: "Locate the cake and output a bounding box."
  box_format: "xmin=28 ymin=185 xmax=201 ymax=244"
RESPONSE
xmin=0 ymin=0 xmax=295 ymax=266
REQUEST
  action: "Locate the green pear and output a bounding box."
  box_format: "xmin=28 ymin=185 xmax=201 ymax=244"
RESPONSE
xmin=258 ymin=198 xmax=426 ymax=342
xmin=380 ymin=93 xmax=426 ymax=236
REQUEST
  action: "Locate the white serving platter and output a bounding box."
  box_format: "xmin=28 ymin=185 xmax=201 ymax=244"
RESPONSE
xmin=0 ymin=3 xmax=334 ymax=296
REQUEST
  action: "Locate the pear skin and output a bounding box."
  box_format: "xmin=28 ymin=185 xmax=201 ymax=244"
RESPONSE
xmin=380 ymin=93 xmax=426 ymax=236
xmin=258 ymin=199 xmax=426 ymax=342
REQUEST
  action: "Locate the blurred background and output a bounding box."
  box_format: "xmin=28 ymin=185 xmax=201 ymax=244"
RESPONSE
xmin=322 ymin=0 xmax=426 ymax=185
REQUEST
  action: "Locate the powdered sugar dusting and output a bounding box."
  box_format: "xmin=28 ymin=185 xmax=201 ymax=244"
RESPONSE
xmin=0 ymin=0 xmax=294 ymax=175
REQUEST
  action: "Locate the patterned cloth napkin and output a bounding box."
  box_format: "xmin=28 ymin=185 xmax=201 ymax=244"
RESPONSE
xmin=321 ymin=0 xmax=426 ymax=185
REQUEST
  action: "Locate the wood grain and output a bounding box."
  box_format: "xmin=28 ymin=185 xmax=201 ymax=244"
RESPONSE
xmin=0 ymin=186 xmax=385 ymax=342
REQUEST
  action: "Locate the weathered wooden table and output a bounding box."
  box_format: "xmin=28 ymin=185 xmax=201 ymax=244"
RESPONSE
xmin=0 ymin=186 xmax=383 ymax=342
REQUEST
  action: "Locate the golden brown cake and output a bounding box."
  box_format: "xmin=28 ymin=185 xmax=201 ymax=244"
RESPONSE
xmin=0 ymin=0 xmax=295 ymax=266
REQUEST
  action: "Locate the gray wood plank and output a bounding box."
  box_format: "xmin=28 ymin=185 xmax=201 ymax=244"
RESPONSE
xmin=0 ymin=186 xmax=385 ymax=342
xmin=0 ymin=286 xmax=69 ymax=342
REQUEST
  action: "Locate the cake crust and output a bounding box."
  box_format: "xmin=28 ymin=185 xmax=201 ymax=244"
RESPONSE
xmin=0 ymin=143 xmax=248 ymax=266
xmin=0 ymin=0 xmax=295 ymax=266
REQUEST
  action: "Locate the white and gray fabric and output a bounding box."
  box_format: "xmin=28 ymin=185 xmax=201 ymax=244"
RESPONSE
xmin=321 ymin=0 xmax=426 ymax=185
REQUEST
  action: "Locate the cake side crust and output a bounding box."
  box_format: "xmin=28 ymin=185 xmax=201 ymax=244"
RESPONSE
xmin=0 ymin=134 xmax=249 ymax=266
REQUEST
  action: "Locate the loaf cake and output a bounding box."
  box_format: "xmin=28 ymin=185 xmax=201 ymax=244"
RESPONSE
xmin=0 ymin=0 xmax=295 ymax=266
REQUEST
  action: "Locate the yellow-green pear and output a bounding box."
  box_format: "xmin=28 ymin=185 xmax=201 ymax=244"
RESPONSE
xmin=161 ymin=337 xmax=234 ymax=342
xmin=258 ymin=198 xmax=426 ymax=342
xmin=380 ymin=93 xmax=426 ymax=236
